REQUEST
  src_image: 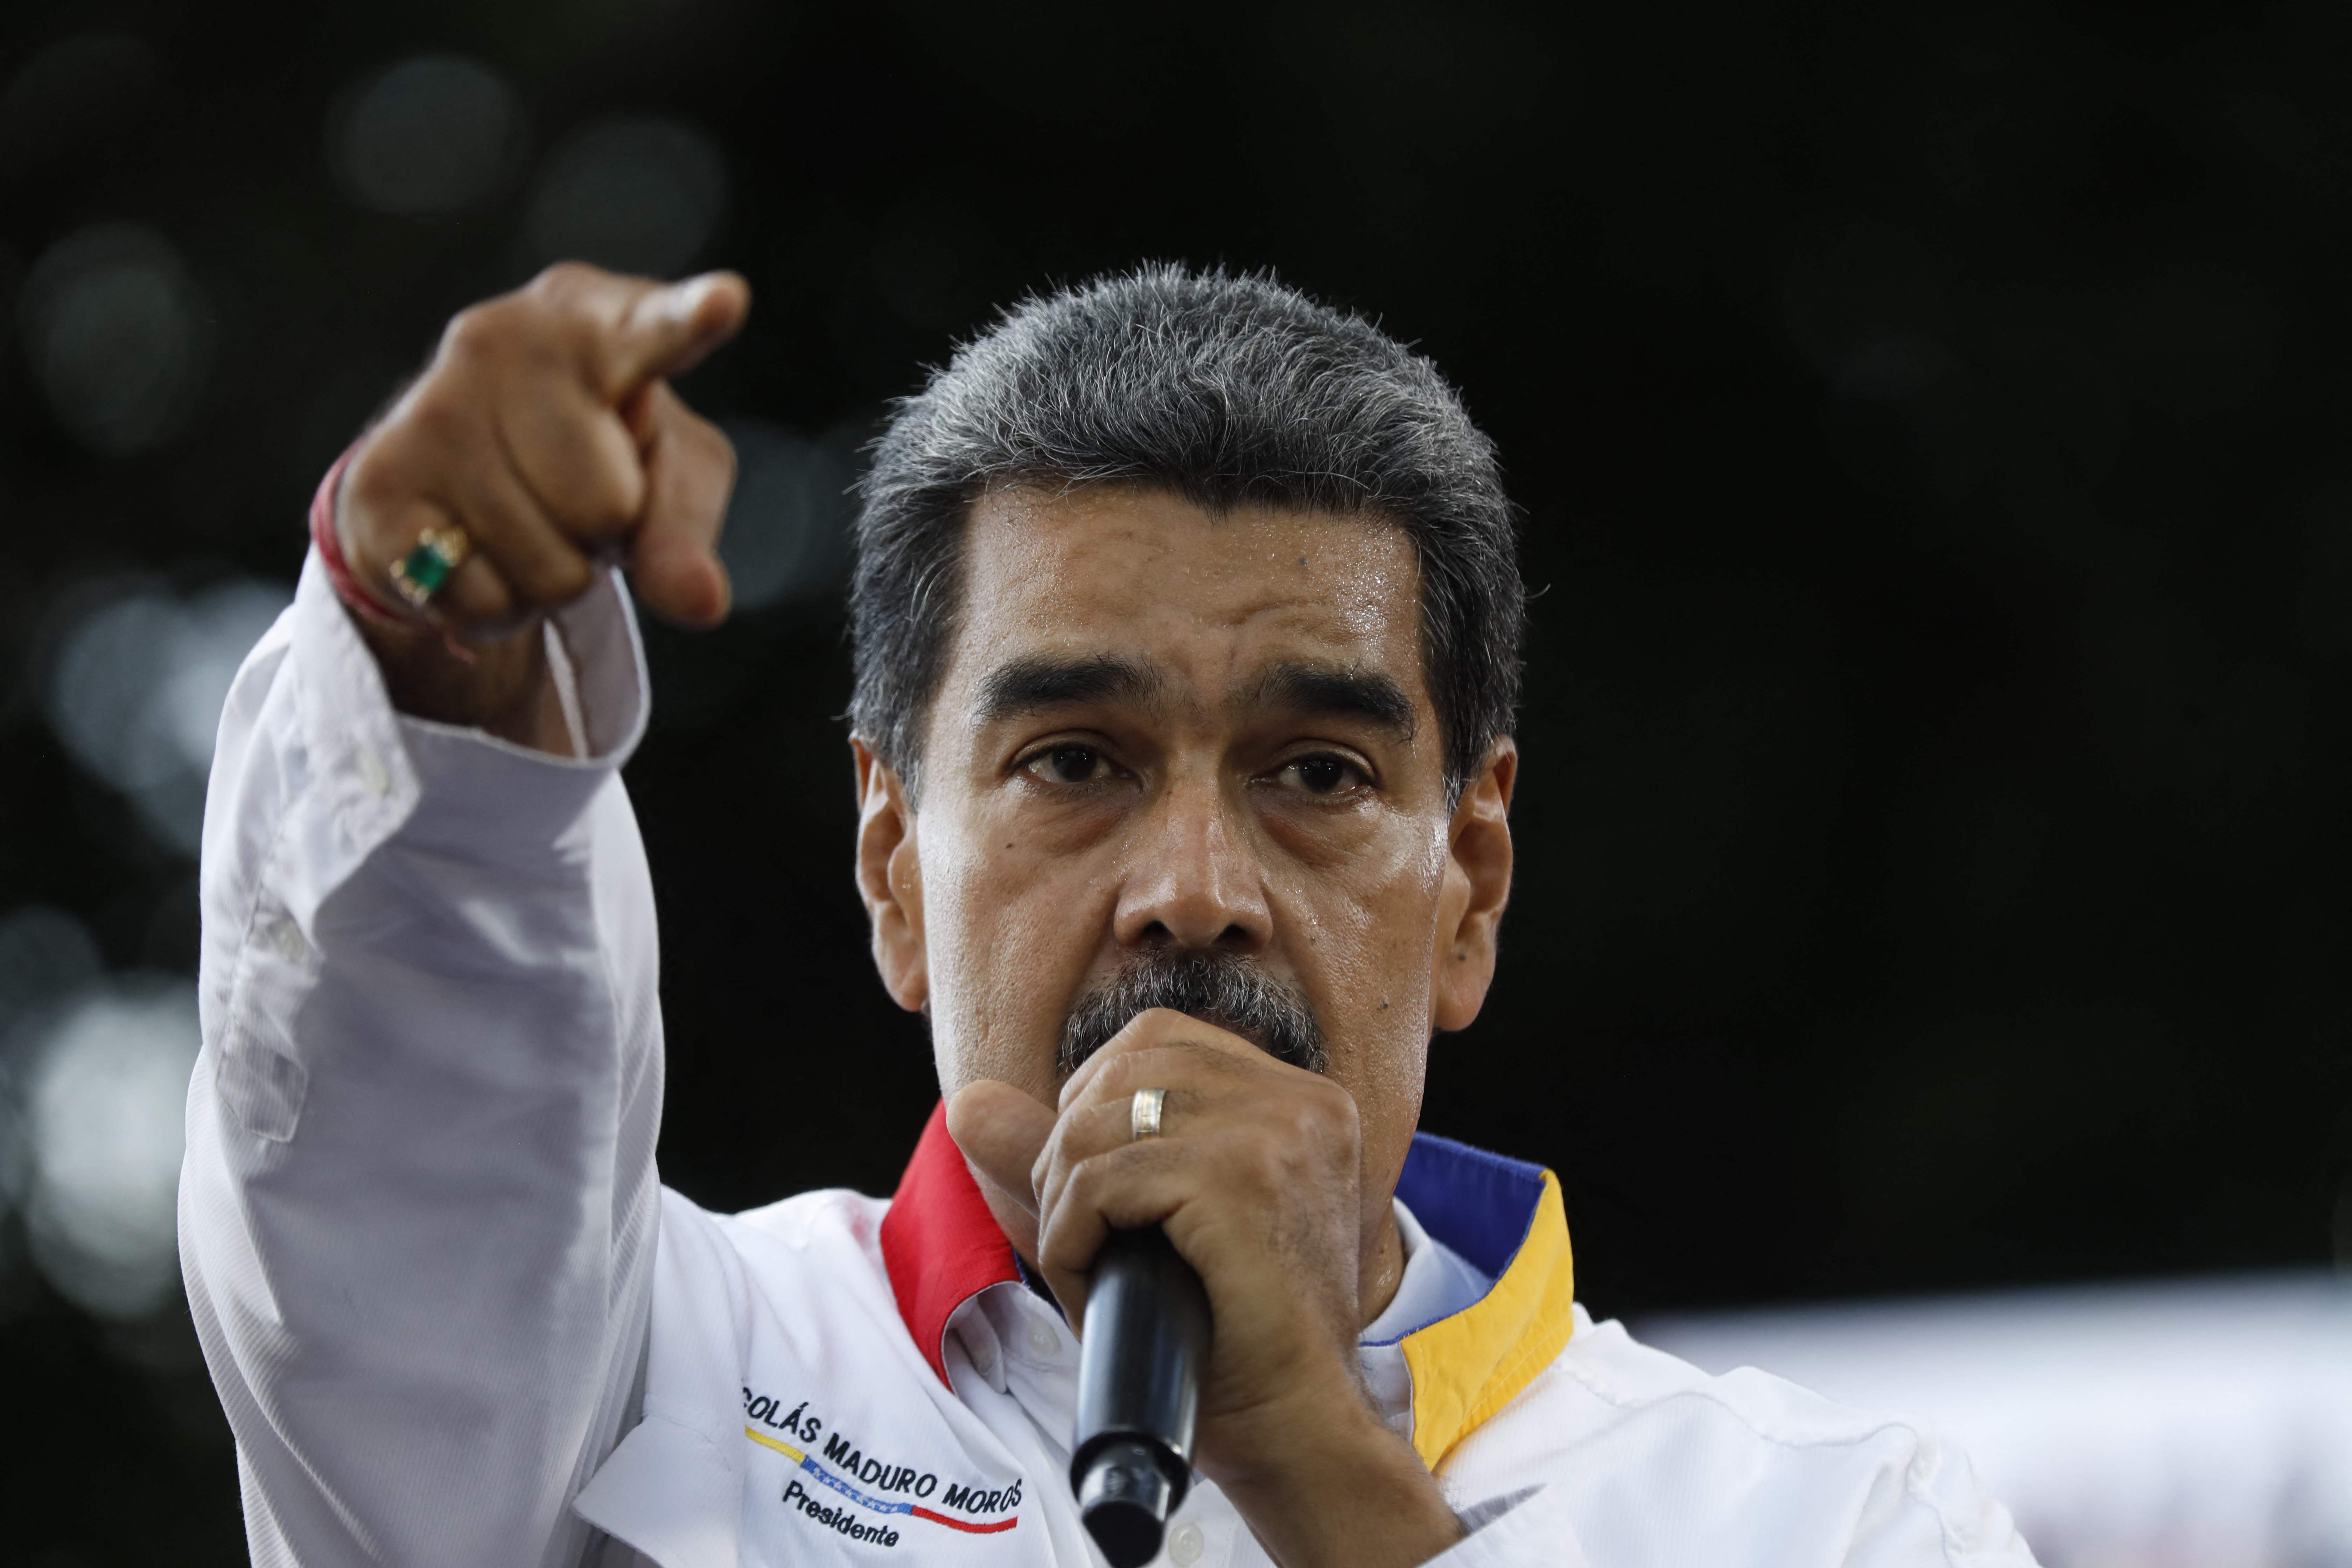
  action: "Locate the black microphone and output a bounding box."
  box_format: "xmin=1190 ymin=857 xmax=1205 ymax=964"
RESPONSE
xmin=1069 ymin=1226 xmax=1212 ymax=1568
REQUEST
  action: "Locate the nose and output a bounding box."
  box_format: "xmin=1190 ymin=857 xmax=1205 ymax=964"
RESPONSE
xmin=1112 ymin=771 xmax=1272 ymax=952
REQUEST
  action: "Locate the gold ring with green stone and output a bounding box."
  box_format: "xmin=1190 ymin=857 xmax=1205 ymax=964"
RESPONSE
xmin=387 ymin=524 xmax=472 ymax=609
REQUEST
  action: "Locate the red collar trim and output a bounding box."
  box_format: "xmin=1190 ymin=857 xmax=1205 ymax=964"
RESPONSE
xmin=881 ymin=1101 xmax=1022 ymax=1385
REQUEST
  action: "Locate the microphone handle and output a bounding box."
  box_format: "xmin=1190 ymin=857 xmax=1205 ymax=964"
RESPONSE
xmin=1069 ymin=1226 xmax=1212 ymax=1568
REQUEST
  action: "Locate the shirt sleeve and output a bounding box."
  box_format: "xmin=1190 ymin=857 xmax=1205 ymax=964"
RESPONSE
xmin=178 ymin=550 xmax=664 ymax=1568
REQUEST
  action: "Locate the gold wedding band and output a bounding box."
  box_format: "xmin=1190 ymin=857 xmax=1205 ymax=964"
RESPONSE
xmin=1130 ymin=1086 xmax=1166 ymax=1143
xmin=388 ymin=523 xmax=473 ymax=608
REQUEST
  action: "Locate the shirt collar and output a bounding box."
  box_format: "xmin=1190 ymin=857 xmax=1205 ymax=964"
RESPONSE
xmin=1389 ymin=1133 xmax=1578 ymax=1469
xmin=878 ymin=1102 xmax=1022 ymax=1386
xmin=878 ymin=1103 xmax=1576 ymax=1467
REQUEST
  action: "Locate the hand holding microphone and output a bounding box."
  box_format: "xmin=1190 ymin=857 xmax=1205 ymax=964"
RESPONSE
xmin=949 ymin=1008 xmax=1463 ymax=1568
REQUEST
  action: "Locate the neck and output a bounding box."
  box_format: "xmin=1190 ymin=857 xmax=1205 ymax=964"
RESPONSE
xmin=977 ymin=1176 xmax=1409 ymax=1334
xmin=1355 ymin=1202 xmax=1407 ymax=1329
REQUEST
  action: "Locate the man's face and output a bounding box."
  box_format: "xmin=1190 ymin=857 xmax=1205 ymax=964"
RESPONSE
xmin=854 ymin=484 xmax=1512 ymax=1228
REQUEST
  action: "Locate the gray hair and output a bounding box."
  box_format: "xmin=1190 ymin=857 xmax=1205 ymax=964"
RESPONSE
xmin=1058 ymin=948 xmax=1328 ymax=1078
xmin=848 ymin=264 xmax=1523 ymax=797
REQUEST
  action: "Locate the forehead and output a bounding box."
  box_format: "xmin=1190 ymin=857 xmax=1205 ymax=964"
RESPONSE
xmin=939 ymin=485 xmax=1426 ymax=714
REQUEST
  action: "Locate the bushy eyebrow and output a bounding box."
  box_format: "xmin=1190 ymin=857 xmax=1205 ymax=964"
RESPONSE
xmin=976 ymin=653 xmax=1164 ymax=725
xmin=1247 ymin=660 xmax=1417 ymax=741
xmin=975 ymin=652 xmax=1416 ymax=743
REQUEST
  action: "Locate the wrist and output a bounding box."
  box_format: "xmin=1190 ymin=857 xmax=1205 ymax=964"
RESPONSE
xmin=312 ymin=443 xmax=413 ymax=629
xmin=1213 ymin=1396 xmax=1461 ymax=1568
xmin=313 ymin=448 xmax=571 ymax=754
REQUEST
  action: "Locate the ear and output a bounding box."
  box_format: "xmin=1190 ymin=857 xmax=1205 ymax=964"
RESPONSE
xmin=1430 ymin=738 xmax=1517 ymax=1032
xmin=852 ymin=737 xmax=929 ymax=1013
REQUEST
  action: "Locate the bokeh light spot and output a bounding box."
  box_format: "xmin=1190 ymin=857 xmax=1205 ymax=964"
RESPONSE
xmin=44 ymin=579 xmax=291 ymax=856
xmin=19 ymin=223 xmax=213 ymax=456
xmin=719 ymin=420 xmax=856 ymax=611
xmin=0 ymin=906 xmax=105 ymax=1036
xmin=0 ymin=907 xmax=106 ymax=1227
xmin=17 ymin=980 xmax=199 ymax=1320
xmin=329 ymin=55 xmax=525 ymax=217
xmin=524 ymin=117 xmax=726 ymax=279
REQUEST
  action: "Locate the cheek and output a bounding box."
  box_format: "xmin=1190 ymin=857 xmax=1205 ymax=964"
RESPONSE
xmin=915 ymin=806 xmax=1101 ymax=1098
xmin=1304 ymin=824 xmax=1451 ymax=1033
xmin=1316 ymin=836 xmax=1448 ymax=1196
xmin=1312 ymin=895 xmax=1436 ymax=1200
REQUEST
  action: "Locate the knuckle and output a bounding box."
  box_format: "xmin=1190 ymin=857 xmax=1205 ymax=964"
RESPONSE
xmin=564 ymin=483 xmax=638 ymax=539
xmin=589 ymin=472 xmax=645 ymax=531
xmin=1095 ymin=1045 xmax=1186 ymax=1102
xmin=1058 ymin=1151 xmax=1100 ymax=1206
xmin=341 ymin=440 xmax=400 ymax=513
xmin=1038 ymin=1227 xmax=1088 ymax=1279
xmin=446 ymin=291 xmax=574 ymax=379
xmin=1086 ymin=1048 xmax=1142 ymax=1092
xmin=1044 ymin=1213 xmax=1086 ymax=1260
xmin=1038 ymin=1118 xmax=1076 ymax=1180
xmin=439 ymin=301 xmax=507 ymax=360
xmin=443 ymin=563 xmax=512 ymax=624
xmin=508 ymin=548 xmax=594 ymax=606
xmin=1236 ymin=1155 xmax=1284 ymax=1206
xmin=1289 ymin=1092 xmax=1342 ymax=1147
xmin=1058 ymin=1151 xmax=1117 ymax=1215
xmin=523 ymin=262 xmax=633 ymax=348
xmin=403 ymin=391 xmax=476 ymax=450
xmin=1308 ymin=1074 xmax=1357 ymax=1126
xmin=527 ymin=260 xmax=603 ymax=299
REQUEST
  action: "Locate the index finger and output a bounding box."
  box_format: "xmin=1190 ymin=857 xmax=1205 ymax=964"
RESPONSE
xmin=1057 ymin=1007 xmax=1262 ymax=1111
xmin=527 ymin=263 xmax=752 ymax=402
xmin=945 ymin=1079 xmax=1057 ymax=1219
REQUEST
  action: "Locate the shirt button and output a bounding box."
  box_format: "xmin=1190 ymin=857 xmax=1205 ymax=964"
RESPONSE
xmin=357 ymin=744 xmax=390 ymax=796
xmin=273 ymin=917 xmax=309 ymax=963
xmin=1168 ymin=1522 xmax=1205 ymax=1565
xmin=969 ymin=1338 xmax=996 ymax=1374
xmin=1025 ymin=1319 xmax=1060 ymax=1358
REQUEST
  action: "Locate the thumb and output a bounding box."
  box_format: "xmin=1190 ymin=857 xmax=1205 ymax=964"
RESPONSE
xmin=601 ymin=271 xmax=751 ymax=398
xmin=946 ymin=1080 xmax=1057 ymax=1221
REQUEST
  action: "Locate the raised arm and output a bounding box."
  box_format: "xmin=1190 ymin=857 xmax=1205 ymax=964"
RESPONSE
xmin=178 ymin=267 xmax=746 ymax=1565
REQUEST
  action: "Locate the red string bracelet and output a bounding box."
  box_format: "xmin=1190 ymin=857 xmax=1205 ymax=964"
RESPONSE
xmin=310 ymin=446 xmax=411 ymax=628
xmin=309 ymin=446 xmax=478 ymax=663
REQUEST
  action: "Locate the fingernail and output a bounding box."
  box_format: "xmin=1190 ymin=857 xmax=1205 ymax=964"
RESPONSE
xmin=663 ymin=274 xmax=720 ymax=326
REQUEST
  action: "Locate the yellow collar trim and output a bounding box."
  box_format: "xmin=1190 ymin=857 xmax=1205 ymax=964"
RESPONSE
xmin=1398 ymin=1167 xmax=1575 ymax=1470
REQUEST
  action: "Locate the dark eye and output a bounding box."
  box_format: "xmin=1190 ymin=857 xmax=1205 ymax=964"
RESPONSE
xmin=1027 ymin=744 xmax=1108 ymax=784
xmin=1275 ymin=755 xmax=1362 ymax=795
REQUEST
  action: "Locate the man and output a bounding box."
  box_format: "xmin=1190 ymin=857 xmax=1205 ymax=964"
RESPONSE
xmin=182 ymin=262 xmax=2035 ymax=1566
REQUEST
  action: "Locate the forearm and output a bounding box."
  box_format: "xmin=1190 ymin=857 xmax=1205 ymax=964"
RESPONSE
xmin=1216 ymin=1380 xmax=1464 ymax=1568
xmin=182 ymin=554 xmax=660 ymax=1563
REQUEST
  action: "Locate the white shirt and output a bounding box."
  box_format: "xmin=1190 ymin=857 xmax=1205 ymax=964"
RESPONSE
xmin=181 ymin=552 xmax=2041 ymax=1567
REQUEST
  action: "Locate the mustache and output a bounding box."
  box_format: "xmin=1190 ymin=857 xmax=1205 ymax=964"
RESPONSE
xmin=1057 ymin=949 xmax=1329 ymax=1078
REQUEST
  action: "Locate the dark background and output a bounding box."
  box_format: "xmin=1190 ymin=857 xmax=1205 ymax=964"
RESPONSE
xmin=4 ymin=0 xmax=2350 ymax=1559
